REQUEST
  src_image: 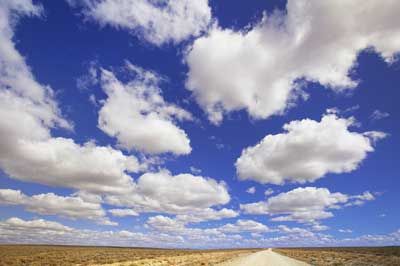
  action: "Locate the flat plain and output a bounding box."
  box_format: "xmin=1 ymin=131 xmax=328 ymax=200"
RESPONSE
xmin=2 ymin=245 xmax=400 ymax=265
xmin=0 ymin=245 xmax=258 ymax=266
xmin=274 ymin=247 xmax=400 ymax=266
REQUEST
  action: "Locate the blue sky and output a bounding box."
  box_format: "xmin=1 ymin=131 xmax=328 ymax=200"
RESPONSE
xmin=0 ymin=0 xmax=399 ymax=248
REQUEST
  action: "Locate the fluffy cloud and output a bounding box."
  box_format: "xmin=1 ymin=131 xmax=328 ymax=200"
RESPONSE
xmin=236 ymin=114 xmax=386 ymax=184
xmin=0 ymin=217 xmax=182 ymax=247
xmin=68 ymin=0 xmax=211 ymax=45
xmin=219 ymin=220 xmax=271 ymax=233
xmin=0 ymin=0 xmax=143 ymax=195
xmin=105 ymin=170 xmax=230 ymax=214
xmin=0 ymin=189 xmax=114 ymax=225
xmin=264 ymin=188 xmax=274 ymax=196
xmin=241 ymin=187 xmax=375 ymax=223
xmin=186 ymin=0 xmax=400 ymax=124
xmin=2 ymin=138 xmax=141 ymax=194
xmin=246 ymin=187 xmax=256 ymax=194
xmin=175 ymin=208 xmax=238 ymax=224
xmin=98 ymin=63 xmax=192 ymax=155
xmin=146 ymin=216 xmax=269 ymax=238
xmin=1 ymin=217 xmax=399 ymax=248
xmin=108 ymin=209 xmax=139 ymax=217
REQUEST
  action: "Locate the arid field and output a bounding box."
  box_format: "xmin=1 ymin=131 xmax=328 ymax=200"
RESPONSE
xmin=275 ymin=247 xmax=400 ymax=266
xmin=2 ymin=245 xmax=400 ymax=265
xmin=0 ymin=245 xmax=259 ymax=266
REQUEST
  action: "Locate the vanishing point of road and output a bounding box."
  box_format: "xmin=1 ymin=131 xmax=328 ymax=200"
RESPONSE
xmin=217 ymin=249 xmax=310 ymax=266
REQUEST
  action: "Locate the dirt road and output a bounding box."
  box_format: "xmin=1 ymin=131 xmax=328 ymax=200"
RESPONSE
xmin=217 ymin=249 xmax=310 ymax=266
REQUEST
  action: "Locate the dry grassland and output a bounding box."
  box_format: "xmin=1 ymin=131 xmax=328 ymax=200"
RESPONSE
xmin=0 ymin=245 xmax=258 ymax=266
xmin=274 ymin=246 xmax=400 ymax=266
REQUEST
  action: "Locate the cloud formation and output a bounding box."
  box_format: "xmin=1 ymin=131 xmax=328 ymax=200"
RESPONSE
xmin=186 ymin=0 xmax=400 ymax=124
xmin=0 ymin=0 xmax=143 ymax=195
xmin=241 ymin=187 xmax=376 ymax=223
xmin=0 ymin=189 xmax=114 ymax=225
xmin=3 ymin=217 xmax=398 ymax=248
xmin=236 ymin=114 xmax=386 ymax=184
xmin=68 ymin=0 xmax=211 ymax=45
xmin=98 ymin=63 xmax=192 ymax=155
xmin=105 ymin=170 xmax=230 ymax=214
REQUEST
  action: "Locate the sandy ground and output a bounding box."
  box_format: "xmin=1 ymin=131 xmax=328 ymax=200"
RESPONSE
xmin=217 ymin=249 xmax=310 ymax=266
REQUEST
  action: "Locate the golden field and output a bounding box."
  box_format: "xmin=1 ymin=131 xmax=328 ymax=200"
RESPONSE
xmin=0 ymin=245 xmax=258 ymax=266
xmin=274 ymin=247 xmax=400 ymax=266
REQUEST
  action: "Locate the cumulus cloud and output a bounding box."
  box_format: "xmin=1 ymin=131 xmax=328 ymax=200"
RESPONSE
xmin=68 ymin=0 xmax=211 ymax=45
xmin=2 ymin=217 xmax=399 ymax=248
xmin=241 ymin=187 xmax=375 ymax=223
xmin=105 ymin=170 xmax=230 ymax=214
xmin=97 ymin=63 xmax=192 ymax=155
xmin=246 ymin=187 xmax=256 ymax=194
xmin=0 ymin=0 xmax=143 ymax=195
xmin=0 ymin=217 xmax=183 ymax=247
xmin=175 ymin=208 xmax=238 ymax=224
xmin=264 ymin=188 xmax=274 ymax=196
xmin=0 ymin=189 xmax=115 ymax=225
xmin=186 ymin=0 xmax=400 ymax=124
xmin=219 ymin=219 xmax=271 ymax=233
xmin=146 ymin=216 xmax=270 ymax=239
xmin=236 ymin=114 xmax=386 ymax=185
xmin=108 ymin=209 xmax=139 ymax=217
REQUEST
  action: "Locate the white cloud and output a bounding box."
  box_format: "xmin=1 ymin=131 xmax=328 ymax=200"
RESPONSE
xmin=0 ymin=1 xmax=144 ymax=195
xmin=146 ymin=216 xmax=270 ymax=238
xmin=98 ymin=63 xmax=192 ymax=155
xmin=146 ymin=215 xmax=185 ymax=233
xmin=105 ymin=170 xmax=230 ymax=214
xmin=69 ymin=0 xmax=211 ymax=45
xmin=0 ymin=189 xmax=115 ymax=225
xmin=189 ymin=166 xmax=202 ymax=175
xmin=241 ymin=187 xmax=375 ymax=223
xmin=1 ymin=217 xmax=73 ymax=232
xmin=219 ymin=219 xmax=271 ymax=233
xmin=345 ymin=191 xmax=376 ymax=207
xmin=186 ymin=0 xmax=400 ymax=124
xmin=175 ymin=208 xmax=238 ymax=224
xmin=0 ymin=217 xmax=183 ymax=247
xmin=2 ymin=138 xmax=141 ymax=194
xmin=236 ymin=114 xmax=386 ymax=185
xmin=277 ymin=225 xmax=315 ymax=237
xmin=339 ymin=229 xmax=353 ymax=233
xmin=311 ymin=224 xmax=329 ymax=231
xmin=1 ymin=217 xmax=399 ymax=248
xmin=246 ymin=186 xmax=256 ymax=194
xmin=370 ymin=110 xmax=390 ymax=121
xmin=109 ymin=209 xmax=139 ymax=217
xmin=264 ymin=188 xmax=274 ymax=196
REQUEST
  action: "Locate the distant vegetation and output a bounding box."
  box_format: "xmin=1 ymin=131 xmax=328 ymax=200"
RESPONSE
xmin=275 ymin=246 xmax=400 ymax=266
xmin=0 ymin=245 xmax=258 ymax=266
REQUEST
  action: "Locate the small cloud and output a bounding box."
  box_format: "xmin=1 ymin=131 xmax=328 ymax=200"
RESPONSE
xmin=370 ymin=110 xmax=390 ymax=121
xmin=339 ymin=229 xmax=353 ymax=233
xmin=88 ymin=94 xmax=99 ymax=106
xmin=311 ymin=224 xmax=329 ymax=231
xmin=190 ymin=166 xmax=202 ymax=175
xmin=264 ymin=188 xmax=274 ymax=196
xmin=216 ymin=143 xmax=225 ymax=150
xmin=246 ymin=187 xmax=256 ymax=194
xmin=379 ymin=214 xmax=386 ymax=218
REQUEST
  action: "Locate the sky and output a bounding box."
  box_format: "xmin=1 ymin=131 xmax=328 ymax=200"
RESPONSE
xmin=0 ymin=0 xmax=399 ymax=248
